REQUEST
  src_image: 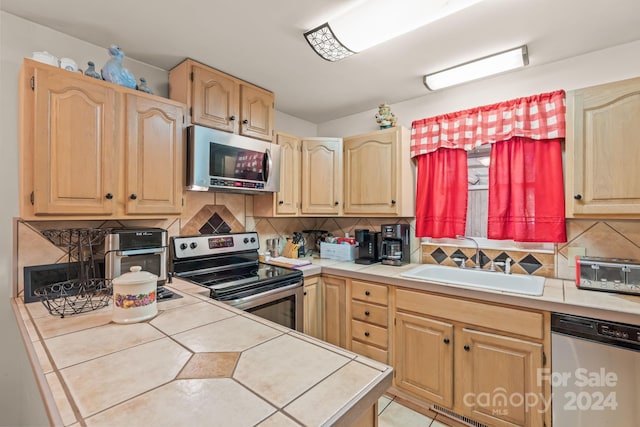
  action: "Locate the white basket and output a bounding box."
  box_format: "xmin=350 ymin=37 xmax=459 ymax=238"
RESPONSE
xmin=320 ymin=242 xmax=356 ymax=261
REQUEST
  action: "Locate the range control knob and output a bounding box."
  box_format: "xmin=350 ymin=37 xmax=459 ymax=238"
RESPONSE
xmin=250 ymin=237 xmax=256 ymax=243
xmin=190 ymin=242 xmax=198 ymax=249
xmin=179 ymin=243 xmax=188 ymax=250
xmin=243 ymin=237 xmax=249 ymax=244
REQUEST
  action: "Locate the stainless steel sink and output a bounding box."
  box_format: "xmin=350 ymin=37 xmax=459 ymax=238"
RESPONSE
xmin=400 ymin=264 xmax=545 ymax=296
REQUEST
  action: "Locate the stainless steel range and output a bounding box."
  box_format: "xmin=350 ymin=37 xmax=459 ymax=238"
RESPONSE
xmin=169 ymin=232 xmax=303 ymax=331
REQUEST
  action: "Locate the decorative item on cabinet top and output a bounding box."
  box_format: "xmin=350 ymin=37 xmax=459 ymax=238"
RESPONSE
xmin=375 ymin=103 xmax=397 ymax=129
xmin=101 ymin=44 xmax=137 ymax=89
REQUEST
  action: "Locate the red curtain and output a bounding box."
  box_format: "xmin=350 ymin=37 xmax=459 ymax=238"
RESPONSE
xmin=415 ymin=148 xmax=468 ymax=238
xmin=488 ymin=137 xmax=566 ymax=242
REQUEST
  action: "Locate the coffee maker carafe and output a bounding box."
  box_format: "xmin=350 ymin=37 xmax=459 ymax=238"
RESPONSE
xmin=355 ymin=229 xmax=381 ymax=265
xmin=380 ymin=224 xmax=410 ymax=266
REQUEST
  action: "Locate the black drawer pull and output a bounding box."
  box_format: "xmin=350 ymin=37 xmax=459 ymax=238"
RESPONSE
xmin=365 ymin=290 xmax=371 ymax=296
xmin=364 ymin=311 xmax=370 ymax=316
xmin=464 ymin=344 xmax=471 ymax=352
xmin=443 ymin=338 xmax=450 ymax=344
xmin=364 ymin=332 xmax=370 ymax=337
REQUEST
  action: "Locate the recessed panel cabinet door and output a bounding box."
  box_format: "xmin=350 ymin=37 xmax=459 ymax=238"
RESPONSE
xmin=191 ymin=65 xmax=238 ymax=133
xmin=240 ymin=84 xmax=274 ymax=142
xmin=394 ymin=312 xmax=454 ymax=408
xmin=125 ymin=94 xmax=185 ymax=215
xmin=456 ymin=328 xmax=544 ymax=427
xmin=275 ymin=133 xmax=301 ymax=215
xmin=33 ymin=68 xmax=116 ymax=215
xmin=301 ymin=138 xmax=343 ymax=215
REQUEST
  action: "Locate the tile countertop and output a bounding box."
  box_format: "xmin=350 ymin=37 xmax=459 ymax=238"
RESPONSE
xmin=11 ymin=279 xmax=392 ymax=427
xmin=294 ymin=258 xmax=640 ymax=325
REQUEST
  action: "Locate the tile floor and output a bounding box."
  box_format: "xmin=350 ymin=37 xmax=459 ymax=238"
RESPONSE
xmin=378 ymin=395 xmax=448 ymax=427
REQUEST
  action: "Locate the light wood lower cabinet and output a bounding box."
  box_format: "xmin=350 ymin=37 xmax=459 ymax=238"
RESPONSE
xmin=393 ymin=288 xmax=549 ymax=427
xmin=303 ymin=276 xmax=322 ymax=339
xmin=348 ymin=280 xmax=389 ymax=364
xmin=323 ymin=275 xmax=347 ymax=348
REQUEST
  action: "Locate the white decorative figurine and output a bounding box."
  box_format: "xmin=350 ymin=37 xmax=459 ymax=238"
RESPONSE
xmin=101 ymin=45 xmax=136 ymax=89
xmin=375 ymin=103 xmax=397 ymax=129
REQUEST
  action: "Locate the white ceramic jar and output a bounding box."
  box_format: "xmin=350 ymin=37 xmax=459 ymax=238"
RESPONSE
xmin=111 ymin=266 xmax=158 ymax=324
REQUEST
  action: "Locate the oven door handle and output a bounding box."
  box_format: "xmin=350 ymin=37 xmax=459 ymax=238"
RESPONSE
xmin=115 ymin=248 xmax=166 ymax=256
xmin=231 ymin=281 xmax=302 ymax=307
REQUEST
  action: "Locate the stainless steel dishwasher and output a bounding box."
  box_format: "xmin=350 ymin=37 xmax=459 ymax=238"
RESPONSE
xmin=551 ymin=313 xmax=640 ymax=426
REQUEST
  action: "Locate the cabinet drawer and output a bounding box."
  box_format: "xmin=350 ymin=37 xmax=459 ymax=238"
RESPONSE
xmin=351 ymin=300 xmax=387 ymax=327
xmin=395 ymin=289 xmax=544 ymax=339
xmin=351 ymin=340 xmax=388 ymax=364
xmin=351 ymin=280 xmax=388 ymax=305
xmin=351 ymin=319 xmax=387 ymax=348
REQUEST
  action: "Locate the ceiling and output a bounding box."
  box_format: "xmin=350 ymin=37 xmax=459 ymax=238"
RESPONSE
xmin=3 ymin=0 xmax=640 ymax=123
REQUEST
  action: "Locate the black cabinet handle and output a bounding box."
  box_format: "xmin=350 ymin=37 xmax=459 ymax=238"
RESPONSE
xmin=242 ymin=119 xmax=249 ymax=124
xmin=391 ymin=199 xmax=396 ymax=204
xmin=364 ymin=332 xmax=370 ymax=337
xmin=105 ymin=193 xmax=113 ymax=200
xmin=278 ymin=200 xmax=284 ymax=205
xmin=303 ymin=291 xmax=307 ymax=296
xmin=574 ymin=194 xmax=582 ymax=200
xmin=229 ymin=115 xmax=236 ymax=121
xmin=364 ymin=311 xmax=370 ymax=316
xmin=334 ymin=201 xmax=339 ymax=206
xmin=130 ymin=194 xmax=137 ymax=200
xmin=365 ymin=290 xmax=370 ymax=296
xmin=444 ymin=338 xmax=450 ymax=344
xmin=464 ymin=344 xmax=471 ymax=352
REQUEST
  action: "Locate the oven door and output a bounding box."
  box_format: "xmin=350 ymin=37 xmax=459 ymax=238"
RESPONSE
xmin=229 ymin=281 xmax=303 ymax=332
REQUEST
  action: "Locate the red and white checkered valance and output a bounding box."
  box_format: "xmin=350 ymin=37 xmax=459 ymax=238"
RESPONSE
xmin=410 ymin=90 xmax=566 ymax=158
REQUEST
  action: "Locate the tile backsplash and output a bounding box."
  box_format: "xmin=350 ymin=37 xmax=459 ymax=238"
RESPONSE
xmin=13 ymin=189 xmax=640 ymax=299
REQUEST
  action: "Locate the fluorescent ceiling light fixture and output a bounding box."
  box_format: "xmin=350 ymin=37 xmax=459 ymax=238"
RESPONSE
xmin=304 ymin=0 xmax=484 ymax=62
xmin=424 ymin=45 xmax=529 ymax=90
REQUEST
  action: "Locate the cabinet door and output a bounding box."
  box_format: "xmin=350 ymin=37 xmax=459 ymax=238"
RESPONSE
xmin=191 ymin=64 xmax=238 ymax=133
xmin=394 ymin=312 xmax=454 ymax=408
xmin=276 ymin=133 xmax=301 ymax=215
xmin=456 ymin=328 xmax=544 ymax=427
xmin=303 ymin=276 xmax=322 ymax=339
xmin=301 ymin=138 xmax=343 ymax=215
xmin=125 ymin=94 xmax=185 ymax=215
xmin=323 ymin=276 xmax=346 ymax=347
xmin=239 ymin=84 xmax=274 ymax=141
xmin=344 ymin=129 xmax=398 ymax=215
xmin=33 ymin=67 xmax=116 ymax=215
xmin=567 ymin=77 xmax=640 ymax=216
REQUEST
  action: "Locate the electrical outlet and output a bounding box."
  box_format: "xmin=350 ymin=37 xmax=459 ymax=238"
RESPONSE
xmin=567 ymin=247 xmax=586 ymax=267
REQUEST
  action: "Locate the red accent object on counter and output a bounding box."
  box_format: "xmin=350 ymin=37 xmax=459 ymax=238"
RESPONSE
xmin=575 ymin=255 xmax=581 ymax=287
xmin=337 ymin=237 xmax=356 ymax=245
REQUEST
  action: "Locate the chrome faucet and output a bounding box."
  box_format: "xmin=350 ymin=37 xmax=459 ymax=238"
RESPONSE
xmin=456 ymin=235 xmax=481 ymax=269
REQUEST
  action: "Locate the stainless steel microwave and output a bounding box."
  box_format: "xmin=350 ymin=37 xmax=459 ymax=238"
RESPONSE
xmin=187 ymin=125 xmax=281 ymax=194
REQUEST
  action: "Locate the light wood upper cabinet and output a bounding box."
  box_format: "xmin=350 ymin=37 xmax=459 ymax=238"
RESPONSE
xmin=169 ymin=59 xmax=274 ymax=141
xmin=301 ymin=138 xmax=343 ymax=215
xmin=343 ymin=126 xmax=415 ymax=216
xmin=125 ymin=94 xmax=185 ymax=215
xmin=30 ymin=64 xmax=117 ymax=215
xmin=19 ymin=58 xmax=186 ymax=219
xmin=566 ymin=77 xmax=640 ymax=217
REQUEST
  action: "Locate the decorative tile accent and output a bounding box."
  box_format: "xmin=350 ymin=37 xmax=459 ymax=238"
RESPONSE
xmin=199 ymin=213 xmax=232 ymax=234
xmin=518 ymin=254 xmax=543 ymax=274
xmin=181 ymin=205 xmax=244 ymax=236
xmin=177 ymin=352 xmax=240 ymax=379
xmin=431 ymin=248 xmax=448 ymax=264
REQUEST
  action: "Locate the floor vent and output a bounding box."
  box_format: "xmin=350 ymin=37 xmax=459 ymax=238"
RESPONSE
xmin=431 ymin=405 xmax=487 ymax=427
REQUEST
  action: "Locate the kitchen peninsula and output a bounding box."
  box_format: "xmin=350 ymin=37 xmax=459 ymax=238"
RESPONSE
xmin=12 ymin=278 xmax=391 ymax=427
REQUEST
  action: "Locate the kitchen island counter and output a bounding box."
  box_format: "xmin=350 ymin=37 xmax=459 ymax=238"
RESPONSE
xmin=12 ymin=278 xmax=391 ymax=427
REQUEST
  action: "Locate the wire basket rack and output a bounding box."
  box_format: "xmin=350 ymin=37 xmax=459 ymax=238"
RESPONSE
xmin=36 ymin=228 xmax=113 ymax=318
xmin=34 ymin=278 xmax=112 ymax=317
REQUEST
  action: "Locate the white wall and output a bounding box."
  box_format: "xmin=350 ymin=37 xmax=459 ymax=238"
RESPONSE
xmin=318 ymin=40 xmax=640 ymax=136
xmin=275 ymin=110 xmax=317 ymax=137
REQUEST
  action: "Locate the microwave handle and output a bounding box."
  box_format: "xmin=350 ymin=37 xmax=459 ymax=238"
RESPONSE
xmin=263 ymin=148 xmax=273 ymax=182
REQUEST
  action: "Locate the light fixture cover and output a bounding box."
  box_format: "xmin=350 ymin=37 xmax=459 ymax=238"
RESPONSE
xmin=304 ymin=23 xmax=355 ymax=62
xmin=424 ymin=45 xmax=529 ymax=90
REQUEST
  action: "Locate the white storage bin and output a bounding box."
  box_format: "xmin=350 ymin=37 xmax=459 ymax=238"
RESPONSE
xmin=320 ymin=242 xmax=356 ymax=261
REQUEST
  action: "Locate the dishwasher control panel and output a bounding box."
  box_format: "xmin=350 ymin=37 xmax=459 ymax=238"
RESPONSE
xmin=552 ymin=313 xmax=640 ymax=351
xmin=598 ymin=323 xmax=640 ymax=344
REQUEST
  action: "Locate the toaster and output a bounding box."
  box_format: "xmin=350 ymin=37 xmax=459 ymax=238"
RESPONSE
xmin=575 ymin=256 xmax=640 ymax=296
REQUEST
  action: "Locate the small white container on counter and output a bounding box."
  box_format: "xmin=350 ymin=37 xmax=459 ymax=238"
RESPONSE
xmin=112 ymin=266 xmax=158 ymax=324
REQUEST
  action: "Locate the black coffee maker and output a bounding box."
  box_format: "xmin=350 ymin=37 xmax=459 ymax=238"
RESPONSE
xmin=355 ymin=229 xmax=381 ymax=265
xmin=380 ymin=224 xmax=410 ymax=266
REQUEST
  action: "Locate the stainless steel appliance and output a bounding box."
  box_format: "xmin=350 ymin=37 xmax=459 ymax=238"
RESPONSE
xmin=355 ymin=229 xmax=381 ymax=265
xmin=576 ymin=256 xmax=640 ymax=296
xmin=105 ymin=228 xmax=168 ymax=286
xmin=551 ymin=313 xmax=640 ymax=426
xmin=380 ymin=224 xmax=410 ymax=266
xmin=169 ymin=232 xmax=303 ymax=331
xmin=187 ymin=124 xmax=281 ymax=194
